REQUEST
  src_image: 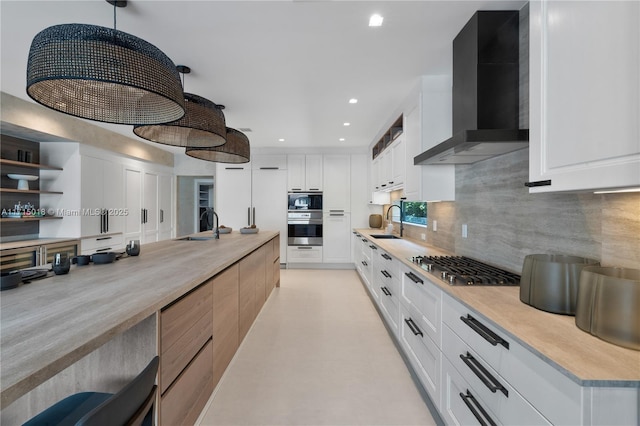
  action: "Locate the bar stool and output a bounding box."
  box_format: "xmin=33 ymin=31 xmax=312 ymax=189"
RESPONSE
xmin=23 ymin=356 xmax=158 ymax=426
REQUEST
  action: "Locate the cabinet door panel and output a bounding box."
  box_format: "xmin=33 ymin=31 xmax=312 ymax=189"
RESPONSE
xmin=124 ymin=168 xmax=142 ymax=241
xmin=529 ymin=1 xmax=640 ymax=192
xmin=215 ymin=164 xmax=252 ymax=229
xmin=102 ymin=160 xmax=123 ymax=234
xmin=323 ymin=155 xmax=350 ymax=211
xmin=80 ymin=156 xmax=103 ymax=236
xmin=143 ymin=172 xmax=158 ymax=241
xmin=322 ymin=213 xmax=351 ymax=263
xmin=305 ymin=154 xmax=323 ymax=191
xmin=251 ymin=169 xmax=287 ymax=261
xmin=287 ymin=154 xmax=305 ymax=191
xmin=212 ymin=264 xmax=239 ymax=388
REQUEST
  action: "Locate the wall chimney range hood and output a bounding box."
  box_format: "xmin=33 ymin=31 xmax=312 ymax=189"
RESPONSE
xmin=415 ymin=10 xmax=528 ymax=165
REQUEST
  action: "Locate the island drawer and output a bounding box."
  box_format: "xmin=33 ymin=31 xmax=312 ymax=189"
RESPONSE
xmin=161 ymin=339 xmax=214 ymax=426
xmin=80 ymin=233 xmax=124 ymax=254
xmin=160 ymin=281 xmax=213 ymax=393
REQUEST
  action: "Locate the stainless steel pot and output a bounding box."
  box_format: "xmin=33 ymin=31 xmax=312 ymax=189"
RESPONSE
xmin=520 ymin=254 xmax=599 ymax=315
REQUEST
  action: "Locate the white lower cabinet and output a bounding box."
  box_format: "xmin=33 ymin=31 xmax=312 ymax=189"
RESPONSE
xmin=373 ymin=248 xmax=400 ymax=335
xmin=442 ymin=324 xmax=550 ymax=425
xmin=400 ymin=263 xmax=441 ymax=346
xmin=355 ymin=235 xmax=639 ymax=426
xmin=399 ymin=303 xmax=441 ymax=408
xmin=322 ymin=212 xmax=351 ymax=263
xmin=441 ymin=356 xmax=500 ymax=426
xmin=442 ymin=293 xmax=581 ymax=426
xmin=287 ymin=246 xmax=322 ymax=263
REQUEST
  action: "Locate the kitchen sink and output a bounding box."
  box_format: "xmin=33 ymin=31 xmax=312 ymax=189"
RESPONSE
xmin=370 ymin=234 xmax=401 ymax=239
xmin=175 ymin=236 xmax=217 ymax=241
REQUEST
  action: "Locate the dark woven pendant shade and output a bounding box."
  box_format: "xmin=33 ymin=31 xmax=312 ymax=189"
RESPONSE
xmin=26 ymin=23 xmax=185 ymax=125
xmin=133 ymin=93 xmax=226 ymax=147
xmin=185 ymin=128 xmax=250 ymax=163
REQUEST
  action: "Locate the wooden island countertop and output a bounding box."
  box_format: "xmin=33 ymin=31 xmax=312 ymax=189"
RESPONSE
xmin=0 ymin=230 xmax=278 ymax=408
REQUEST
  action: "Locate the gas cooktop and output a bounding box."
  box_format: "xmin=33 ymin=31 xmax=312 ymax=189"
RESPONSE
xmin=409 ymin=255 xmax=520 ymax=286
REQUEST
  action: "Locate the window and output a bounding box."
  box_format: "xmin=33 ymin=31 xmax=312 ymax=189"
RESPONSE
xmin=390 ymin=201 xmax=427 ymax=226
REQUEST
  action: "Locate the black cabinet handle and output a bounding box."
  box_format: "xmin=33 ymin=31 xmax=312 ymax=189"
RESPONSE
xmin=369 ymin=245 xmax=377 ymax=250
xmin=259 ymin=167 xmax=279 ymax=170
xmin=361 ymin=238 xmax=367 ymax=242
xmin=297 ymin=246 xmax=313 ymax=250
xmin=404 ymin=318 xmax=423 ymax=337
xmin=291 ymin=188 xmax=302 ymax=190
xmin=99 ymin=210 xmax=103 ymax=234
xmin=160 ymin=209 xmax=164 ymax=224
xmin=309 ymin=188 xmax=320 ymax=191
xmin=388 ymin=181 xmax=394 ymax=184
xmin=460 ymin=314 xmax=509 ymax=349
xmin=524 ymin=180 xmax=552 ymax=187
xmin=106 ymin=210 xmax=109 ymax=232
xmin=381 ymin=253 xmax=392 ymax=260
xmin=96 ymin=236 xmax=112 ymax=241
xmin=380 ymin=270 xmax=391 ymax=278
xmin=381 ymin=287 xmax=392 ymax=296
xmin=95 ymin=247 xmax=112 ymax=252
xmin=361 ymin=261 xmax=368 ymax=267
xmin=141 ymin=209 xmax=145 ymax=224
xmin=404 ymin=271 xmax=423 ymax=284
xmin=460 ymin=352 xmax=508 ymax=397
xmin=459 ymin=390 xmax=497 ymax=426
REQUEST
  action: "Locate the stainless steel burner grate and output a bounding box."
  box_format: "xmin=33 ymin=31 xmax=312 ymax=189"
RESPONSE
xmin=409 ymin=255 xmax=520 ymax=286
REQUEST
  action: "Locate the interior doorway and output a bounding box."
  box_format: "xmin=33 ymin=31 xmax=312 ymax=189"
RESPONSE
xmin=195 ymin=179 xmax=214 ymax=232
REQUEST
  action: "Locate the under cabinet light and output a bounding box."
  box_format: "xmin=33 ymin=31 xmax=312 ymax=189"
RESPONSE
xmin=593 ymin=187 xmax=640 ymax=194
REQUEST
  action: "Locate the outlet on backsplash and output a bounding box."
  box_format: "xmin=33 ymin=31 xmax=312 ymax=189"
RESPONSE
xmin=433 ymin=220 xmax=437 ymax=231
xmin=462 ymin=224 xmax=468 ymax=238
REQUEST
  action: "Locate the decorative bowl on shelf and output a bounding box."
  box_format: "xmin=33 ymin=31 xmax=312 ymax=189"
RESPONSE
xmin=7 ymin=174 xmax=39 ymax=190
xmin=240 ymin=227 xmax=259 ymax=234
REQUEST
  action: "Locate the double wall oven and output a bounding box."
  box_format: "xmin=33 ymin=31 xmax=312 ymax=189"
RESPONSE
xmin=287 ymin=192 xmax=322 ymax=246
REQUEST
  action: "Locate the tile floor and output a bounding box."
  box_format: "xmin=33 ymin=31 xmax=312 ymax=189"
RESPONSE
xmin=198 ymin=268 xmax=436 ymax=426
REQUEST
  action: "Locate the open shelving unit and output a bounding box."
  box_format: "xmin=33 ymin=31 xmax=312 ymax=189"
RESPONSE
xmin=0 ymin=159 xmax=63 ymax=171
xmin=372 ymin=115 xmax=403 ymax=159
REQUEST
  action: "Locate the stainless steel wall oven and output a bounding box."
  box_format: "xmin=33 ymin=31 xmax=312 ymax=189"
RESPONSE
xmin=287 ymin=192 xmax=322 ymax=246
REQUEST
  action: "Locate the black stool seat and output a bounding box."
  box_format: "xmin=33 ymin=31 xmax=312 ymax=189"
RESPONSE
xmin=22 ymin=356 xmax=158 ymax=426
xmin=23 ymin=392 xmax=112 ymax=426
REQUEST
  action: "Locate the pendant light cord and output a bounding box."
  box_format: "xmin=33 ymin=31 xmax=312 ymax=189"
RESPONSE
xmin=113 ymin=1 xmax=117 ymax=30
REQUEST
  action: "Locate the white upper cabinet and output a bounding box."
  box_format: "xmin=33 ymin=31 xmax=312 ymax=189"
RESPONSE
xmin=287 ymin=154 xmax=322 ymax=191
xmin=529 ymin=0 xmax=640 ymax=192
xmin=413 ymin=76 xmax=454 ymax=202
xmin=391 ymin=136 xmax=405 ymax=188
xmin=323 ymin=154 xmax=350 ymax=212
xmin=305 ymin=155 xmax=323 ymax=191
xmin=251 ymin=154 xmax=287 ymax=170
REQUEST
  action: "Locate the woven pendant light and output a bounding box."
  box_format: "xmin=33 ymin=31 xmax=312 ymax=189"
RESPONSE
xmin=26 ymin=1 xmax=185 ymax=125
xmin=185 ymin=128 xmax=250 ymax=163
xmin=133 ymin=65 xmax=227 ymax=147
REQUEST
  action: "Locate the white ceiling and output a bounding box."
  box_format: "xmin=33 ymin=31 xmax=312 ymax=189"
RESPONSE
xmin=1 ymin=0 xmax=527 ymax=157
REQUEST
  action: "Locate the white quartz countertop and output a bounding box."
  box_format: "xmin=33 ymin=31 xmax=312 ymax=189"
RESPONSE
xmin=354 ymin=228 xmax=640 ymax=387
xmin=0 ymin=230 xmax=278 ymax=408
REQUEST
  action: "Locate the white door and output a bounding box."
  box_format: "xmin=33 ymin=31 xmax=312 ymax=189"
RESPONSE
xmin=252 ymin=169 xmax=287 ymax=261
xmin=215 ymin=164 xmax=252 ymax=230
xmin=124 ymin=168 xmax=142 ymax=242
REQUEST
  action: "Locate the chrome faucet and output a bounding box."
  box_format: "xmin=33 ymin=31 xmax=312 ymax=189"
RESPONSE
xmin=200 ymin=208 xmax=220 ymax=239
xmin=212 ymin=210 xmax=219 ymax=239
xmin=385 ymin=202 xmax=404 ymax=237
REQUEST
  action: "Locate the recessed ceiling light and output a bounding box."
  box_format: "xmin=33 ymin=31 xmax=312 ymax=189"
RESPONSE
xmin=278 ymin=138 xmax=285 ymax=142
xmin=343 ymin=122 xmax=351 ymax=126
xmin=349 ymin=98 xmax=358 ymax=104
xmin=339 ymin=138 xmax=345 ymax=141
xmin=369 ymin=14 xmax=383 ymax=27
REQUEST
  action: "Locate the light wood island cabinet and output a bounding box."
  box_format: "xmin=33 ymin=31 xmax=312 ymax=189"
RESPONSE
xmin=0 ymin=231 xmax=280 ymax=425
xmin=212 ymin=264 xmax=240 ymax=389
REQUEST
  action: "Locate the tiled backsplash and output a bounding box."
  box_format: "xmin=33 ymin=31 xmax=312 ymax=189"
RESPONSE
xmin=380 ymin=148 xmax=639 ymax=273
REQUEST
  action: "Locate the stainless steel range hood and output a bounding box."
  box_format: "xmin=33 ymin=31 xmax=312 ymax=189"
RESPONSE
xmin=415 ymin=10 xmax=528 ymax=166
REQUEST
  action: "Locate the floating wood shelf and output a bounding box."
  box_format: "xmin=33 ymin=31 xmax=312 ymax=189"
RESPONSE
xmin=0 ymin=188 xmax=63 ymax=195
xmin=0 ymin=159 xmax=63 ymax=171
xmin=0 ymin=216 xmax=62 ymax=223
